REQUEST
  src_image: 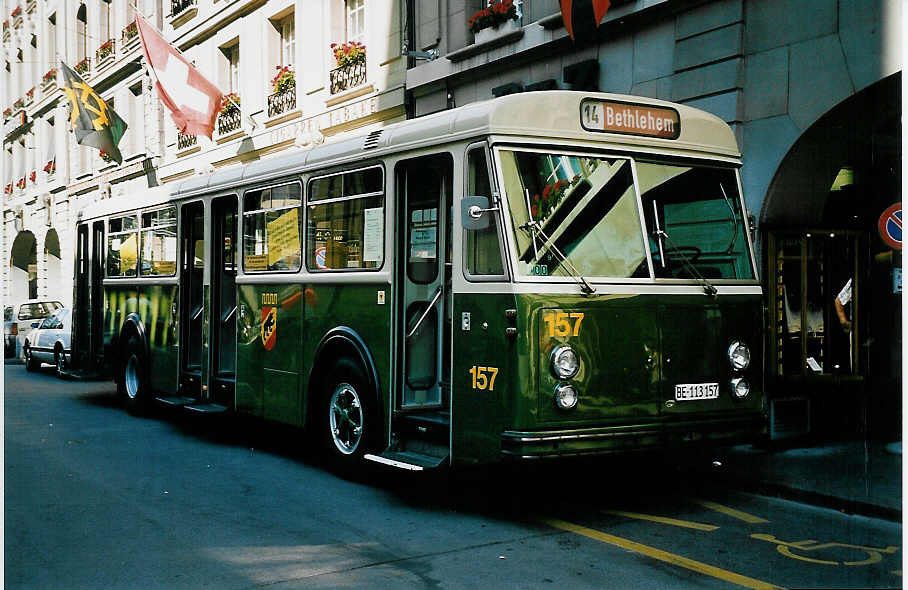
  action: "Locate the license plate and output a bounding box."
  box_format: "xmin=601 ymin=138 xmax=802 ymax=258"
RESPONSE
xmin=674 ymin=382 xmax=719 ymax=401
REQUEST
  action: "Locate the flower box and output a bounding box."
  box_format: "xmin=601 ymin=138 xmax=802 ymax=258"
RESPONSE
xmin=75 ymin=57 xmax=90 ymax=75
xmin=43 ymin=160 xmax=55 ymax=174
xmin=13 ymin=98 xmax=24 ymax=110
xmin=96 ymin=39 xmax=115 ymax=63
xmin=474 ymin=17 xmax=520 ymax=44
xmin=469 ymin=0 xmax=518 ymax=38
xmin=42 ymin=68 xmax=57 ymax=84
xmin=331 ymin=41 xmax=366 ymax=69
xmin=10 ymin=6 xmax=21 ymax=19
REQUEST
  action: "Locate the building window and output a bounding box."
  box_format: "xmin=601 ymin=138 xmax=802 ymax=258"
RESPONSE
xmin=280 ymin=15 xmax=295 ymax=66
xmin=227 ymin=44 xmax=239 ymax=93
xmin=346 ymin=0 xmax=365 ymax=43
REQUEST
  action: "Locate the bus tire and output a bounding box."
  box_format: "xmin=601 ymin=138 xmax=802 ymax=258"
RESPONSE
xmin=320 ymin=359 xmax=376 ymax=466
xmin=119 ymin=335 xmax=150 ymax=415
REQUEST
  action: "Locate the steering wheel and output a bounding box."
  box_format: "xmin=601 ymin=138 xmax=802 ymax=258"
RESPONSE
xmin=666 ymin=246 xmax=702 ymax=263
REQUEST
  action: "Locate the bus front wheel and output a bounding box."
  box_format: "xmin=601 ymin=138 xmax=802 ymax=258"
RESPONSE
xmin=320 ymin=360 xmax=375 ymax=465
xmin=119 ymin=335 xmax=149 ymax=415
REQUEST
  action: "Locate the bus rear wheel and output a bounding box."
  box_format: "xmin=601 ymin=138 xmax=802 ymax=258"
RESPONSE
xmin=119 ymin=335 xmax=149 ymax=415
xmin=321 ymin=360 xmax=375 ymax=465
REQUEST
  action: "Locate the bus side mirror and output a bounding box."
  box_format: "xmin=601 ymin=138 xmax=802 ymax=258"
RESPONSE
xmin=462 ymin=196 xmax=496 ymax=231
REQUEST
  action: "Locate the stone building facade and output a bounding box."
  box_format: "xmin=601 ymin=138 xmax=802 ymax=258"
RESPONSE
xmin=2 ymin=0 xmax=406 ymax=308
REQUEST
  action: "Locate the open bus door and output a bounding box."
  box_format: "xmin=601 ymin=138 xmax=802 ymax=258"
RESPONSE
xmin=179 ymin=202 xmax=205 ymax=398
xmin=71 ymin=221 xmax=105 ymax=375
xmin=209 ymin=196 xmax=237 ymax=408
xmin=381 ymin=155 xmax=453 ymax=468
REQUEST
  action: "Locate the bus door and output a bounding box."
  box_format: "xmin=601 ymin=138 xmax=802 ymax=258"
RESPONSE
xmin=91 ymin=221 xmax=104 ymax=366
xmin=393 ymin=155 xmax=453 ymax=462
xmin=209 ymin=196 xmax=237 ymax=407
xmin=179 ymin=201 xmax=205 ymax=397
xmin=72 ymin=224 xmax=90 ymax=370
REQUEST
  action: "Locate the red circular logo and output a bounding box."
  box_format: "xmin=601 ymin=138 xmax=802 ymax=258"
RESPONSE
xmin=877 ymin=203 xmax=902 ymax=250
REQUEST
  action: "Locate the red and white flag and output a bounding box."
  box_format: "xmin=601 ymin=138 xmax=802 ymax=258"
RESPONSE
xmin=135 ymin=13 xmax=223 ymax=138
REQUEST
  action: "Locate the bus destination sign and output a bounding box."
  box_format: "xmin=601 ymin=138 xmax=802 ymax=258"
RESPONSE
xmin=580 ymin=99 xmax=681 ymax=139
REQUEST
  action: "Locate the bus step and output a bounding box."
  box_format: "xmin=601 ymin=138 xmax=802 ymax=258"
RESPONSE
xmin=155 ymin=396 xmax=198 ymax=407
xmin=364 ymin=450 xmax=448 ymax=471
xmin=399 ymin=411 xmax=450 ymax=444
xmin=184 ymin=403 xmax=229 ymax=414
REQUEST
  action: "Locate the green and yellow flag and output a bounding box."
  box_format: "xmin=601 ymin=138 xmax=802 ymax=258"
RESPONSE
xmin=60 ymin=61 xmax=128 ymax=164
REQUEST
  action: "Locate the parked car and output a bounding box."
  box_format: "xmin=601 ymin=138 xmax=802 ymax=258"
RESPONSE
xmin=4 ymin=299 xmax=63 ymax=360
xmin=23 ymin=307 xmax=71 ymax=374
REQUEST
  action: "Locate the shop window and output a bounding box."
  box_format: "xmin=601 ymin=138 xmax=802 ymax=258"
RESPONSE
xmin=307 ymin=166 xmax=384 ymax=271
xmin=140 ymin=206 xmax=177 ymax=276
xmin=243 ymin=183 xmax=302 ymax=272
xmin=464 ymin=146 xmax=505 ymax=277
xmin=107 ymin=214 xmax=139 ymax=276
xmin=768 ymin=231 xmax=863 ymax=377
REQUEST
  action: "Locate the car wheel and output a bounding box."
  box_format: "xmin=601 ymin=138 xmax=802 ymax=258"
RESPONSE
xmin=321 ymin=359 xmax=376 ymax=466
xmin=54 ymin=347 xmax=65 ymax=376
xmin=24 ymin=345 xmax=40 ymax=371
xmin=118 ymin=335 xmax=150 ymax=415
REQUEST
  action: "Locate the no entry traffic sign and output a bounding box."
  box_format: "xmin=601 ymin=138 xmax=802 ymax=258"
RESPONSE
xmin=878 ymin=203 xmax=902 ymax=250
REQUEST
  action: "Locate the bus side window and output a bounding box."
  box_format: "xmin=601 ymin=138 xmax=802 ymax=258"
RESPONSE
xmin=464 ymin=147 xmax=505 ymax=277
xmin=107 ymin=214 xmax=139 ymax=277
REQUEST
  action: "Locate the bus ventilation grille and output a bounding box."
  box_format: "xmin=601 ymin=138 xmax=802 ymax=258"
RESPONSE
xmin=363 ymin=130 xmax=383 ymax=150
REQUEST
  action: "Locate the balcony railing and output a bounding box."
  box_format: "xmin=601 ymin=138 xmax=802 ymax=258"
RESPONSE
xmin=177 ymin=132 xmax=198 ymax=150
xmin=267 ymin=87 xmax=296 ymax=118
xmin=217 ymin=110 xmax=242 ymax=136
xmin=171 ymin=0 xmax=196 ymax=17
xmin=329 ymin=61 xmax=366 ymax=95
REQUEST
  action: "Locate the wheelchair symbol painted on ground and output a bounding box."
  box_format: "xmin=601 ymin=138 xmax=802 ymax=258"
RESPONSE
xmin=751 ymin=533 xmax=899 ymax=566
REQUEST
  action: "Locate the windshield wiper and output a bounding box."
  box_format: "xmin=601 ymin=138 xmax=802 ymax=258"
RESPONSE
xmin=519 ymin=219 xmax=597 ymax=296
xmin=651 ymin=200 xmax=716 ymax=296
xmin=656 ymin=228 xmax=717 ymax=297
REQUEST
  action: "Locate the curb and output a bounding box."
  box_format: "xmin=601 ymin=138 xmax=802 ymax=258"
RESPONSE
xmin=710 ymin=474 xmax=902 ymax=523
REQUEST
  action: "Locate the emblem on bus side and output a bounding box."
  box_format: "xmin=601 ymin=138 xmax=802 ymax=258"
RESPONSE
xmin=261 ymin=306 xmax=277 ymax=351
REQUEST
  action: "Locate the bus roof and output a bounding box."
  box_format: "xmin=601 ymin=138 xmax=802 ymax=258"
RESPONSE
xmin=78 ymin=91 xmax=740 ymax=221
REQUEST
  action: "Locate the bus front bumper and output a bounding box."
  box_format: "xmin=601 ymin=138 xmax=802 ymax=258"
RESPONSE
xmin=500 ymin=414 xmax=767 ymax=459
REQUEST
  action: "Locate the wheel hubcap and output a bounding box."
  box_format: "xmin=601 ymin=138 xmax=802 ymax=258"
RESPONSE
xmin=124 ymin=355 xmax=140 ymax=400
xmin=329 ymin=383 xmax=363 ymax=455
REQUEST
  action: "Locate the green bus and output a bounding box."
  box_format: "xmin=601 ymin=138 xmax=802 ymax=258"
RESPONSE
xmin=71 ymin=91 xmax=765 ymax=470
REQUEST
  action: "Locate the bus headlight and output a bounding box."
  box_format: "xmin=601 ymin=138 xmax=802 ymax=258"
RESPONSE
xmin=554 ymin=384 xmax=579 ymax=410
xmin=727 ymin=341 xmax=751 ymax=371
xmin=730 ymin=377 xmax=750 ymax=399
xmin=551 ymin=345 xmax=580 ymax=379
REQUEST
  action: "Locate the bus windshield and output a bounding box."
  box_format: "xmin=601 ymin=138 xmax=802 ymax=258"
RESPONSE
xmin=500 ymin=150 xmax=649 ymax=279
xmin=636 ymin=162 xmax=754 ymax=280
xmin=499 ymin=149 xmax=754 ymax=281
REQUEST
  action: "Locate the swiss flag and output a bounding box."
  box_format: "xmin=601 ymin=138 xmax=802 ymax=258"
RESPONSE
xmin=135 ymin=13 xmax=224 ymax=138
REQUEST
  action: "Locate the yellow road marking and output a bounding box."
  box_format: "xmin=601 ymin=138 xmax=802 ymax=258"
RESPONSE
xmin=694 ymin=499 xmax=769 ymax=524
xmin=602 ymin=510 xmax=719 ymax=531
xmin=544 ymin=518 xmax=786 ymax=590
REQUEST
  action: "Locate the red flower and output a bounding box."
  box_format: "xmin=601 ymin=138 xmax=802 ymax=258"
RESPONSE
xmin=532 ymin=194 xmax=539 ymax=202
xmin=531 ymin=204 xmax=538 ymax=218
xmin=542 ymin=184 xmax=553 ymax=199
xmin=29 ymin=170 xmax=36 ymax=182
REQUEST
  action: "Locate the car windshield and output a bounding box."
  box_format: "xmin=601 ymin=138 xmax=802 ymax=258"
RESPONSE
xmin=499 ymin=150 xmax=649 ymax=279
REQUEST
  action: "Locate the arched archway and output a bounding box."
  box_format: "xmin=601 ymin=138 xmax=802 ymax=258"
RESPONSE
xmin=44 ymin=228 xmax=63 ymax=303
xmin=760 ymin=73 xmax=901 ymax=442
xmin=10 ymin=230 xmax=37 ymax=302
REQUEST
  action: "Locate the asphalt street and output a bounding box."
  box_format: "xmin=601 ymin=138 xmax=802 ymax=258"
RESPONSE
xmin=4 ymin=363 xmax=902 ymax=589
